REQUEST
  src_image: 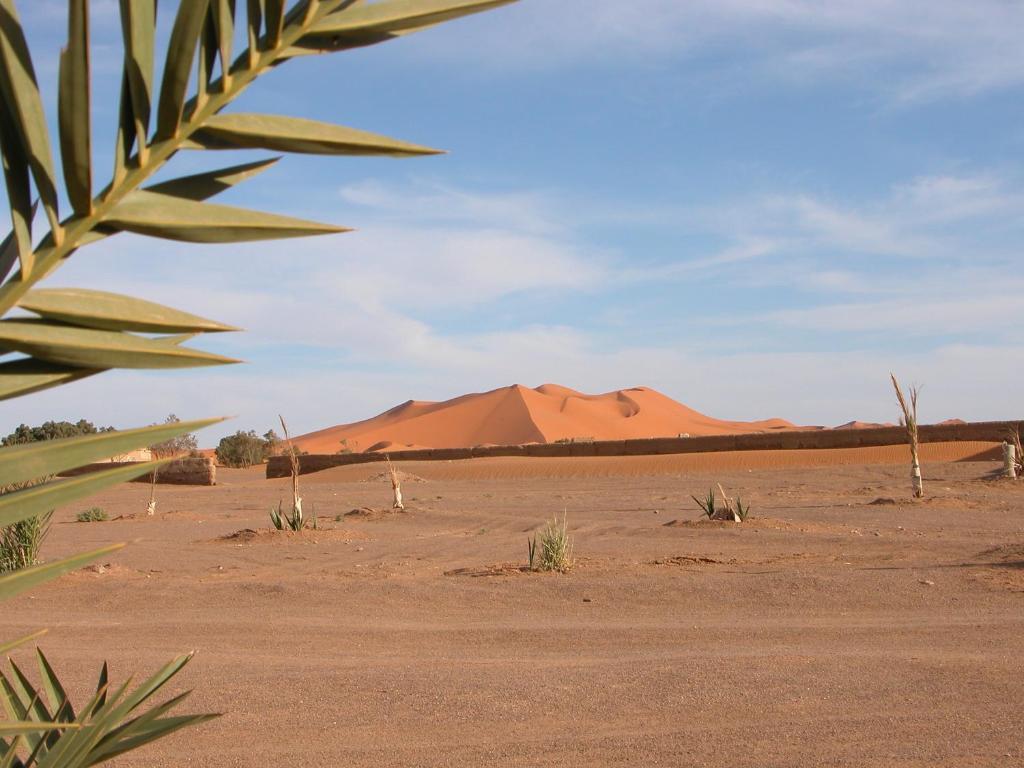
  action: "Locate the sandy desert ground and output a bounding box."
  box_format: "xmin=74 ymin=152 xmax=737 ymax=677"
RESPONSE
xmin=3 ymin=444 xmax=1023 ymax=767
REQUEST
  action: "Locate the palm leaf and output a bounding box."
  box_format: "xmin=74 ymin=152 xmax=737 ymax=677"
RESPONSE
xmin=0 ymin=418 xmax=222 ymax=488
xmin=297 ymin=0 xmax=516 ymax=52
xmin=0 ymin=320 xmax=239 ymax=369
xmin=104 ymin=190 xmax=348 ymax=243
xmin=0 ymin=358 xmax=100 ymax=402
xmin=156 ymin=0 xmax=212 ymax=140
xmin=0 ymin=0 xmax=61 ymax=237
xmin=0 ymin=631 xmax=46 ymax=658
xmin=58 ymin=0 xmax=91 ymax=216
xmin=0 ymin=108 xmax=33 ymax=276
xmin=20 ymin=289 xmax=238 ymax=334
xmin=189 ymin=113 xmax=442 ymax=156
xmin=115 ymin=0 xmax=157 ymax=171
xmin=0 ymin=461 xmax=176 ymax=530
xmin=144 ymin=157 xmax=278 ymax=200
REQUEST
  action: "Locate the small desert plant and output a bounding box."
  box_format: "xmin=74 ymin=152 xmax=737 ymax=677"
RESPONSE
xmin=268 ymin=415 xmax=310 ymax=531
xmin=692 ymin=488 xmax=717 ymax=519
xmin=891 ymin=373 xmax=924 ymax=498
xmin=0 ymin=511 xmax=53 ymax=572
xmin=693 ymin=485 xmax=751 ymax=521
xmin=77 ymin=507 xmax=108 ymax=523
xmin=534 ymin=514 xmax=574 ymax=572
xmin=527 ymin=535 xmax=538 ymax=570
xmin=734 ymin=496 xmax=751 ymax=522
xmin=1008 ymin=427 xmax=1023 ymax=477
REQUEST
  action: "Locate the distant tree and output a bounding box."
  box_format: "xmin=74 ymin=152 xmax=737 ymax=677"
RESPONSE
xmin=216 ymin=431 xmax=271 ymax=468
xmin=149 ymin=414 xmax=199 ymax=459
xmin=1 ymin=420 xmax=115 ymax=446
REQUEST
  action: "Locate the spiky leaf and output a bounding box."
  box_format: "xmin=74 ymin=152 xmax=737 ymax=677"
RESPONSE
xmin=21 ymin=289 xmax=238 ymax=334
xmin=0 ymin=319 xmax=239 ymax=369
xmin=58 ymin=0 xmax=91 ymax=216
xmin=189 ymin=113 xmax=442 ymax=157
xmin=104 ymin=190 xmax=348 ymax=243
xmin=0 ymin=358 xmax=100 ymax=402
xmin=156 ymin=0 xmax=212 ymax=139
xmin=0 ymin=0 xmax=60 ymax=235
xmin=0 ymin=418 xmax=221 ymax=488
xmin=144 ymin=157 xmax=278 ymax=201
xmin=297 ymin=0 xmax=515 ymax=51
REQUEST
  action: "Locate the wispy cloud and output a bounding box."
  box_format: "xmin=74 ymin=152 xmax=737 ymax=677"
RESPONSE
xmin=410 ymin=0 xmax=1024 ymax=102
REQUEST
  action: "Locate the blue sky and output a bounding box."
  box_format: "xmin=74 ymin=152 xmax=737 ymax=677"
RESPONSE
xmin=3 ymin=0 xmax=1023 ymax=441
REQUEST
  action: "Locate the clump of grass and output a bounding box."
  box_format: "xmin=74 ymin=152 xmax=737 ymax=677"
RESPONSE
xmin=531 ymin=513 xmax=574 ymax=572
xmin=692 ymin=485 xmax=752 ymax=521
xmin=692 ymin=488 xmax=717 ymax=519
xmin=76 ymin=507 xmax=108 ymax=523
xmin=0 ymin=511 xmax=52 ymax=572
xmin=270 ymin=415 xmax=316 ymax=531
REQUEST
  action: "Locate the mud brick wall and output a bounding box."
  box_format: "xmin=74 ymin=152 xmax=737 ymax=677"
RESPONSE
xmin=265 ymin=420 xmax=1022 ymax=478
xmin=60 ymin=457 xmax=216 ymax=486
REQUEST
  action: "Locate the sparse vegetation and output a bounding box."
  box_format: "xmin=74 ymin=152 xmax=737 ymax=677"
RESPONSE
xmin=891 ymin=373 xmax=924 ymax=498
xmin=149 ymin=414 xmax=199 ymax=458
xmin=1 ymin=419 xmax=115 ymax=446
xmin=533 ymin=514 xmax=574 ymax=572
xmin=692 ymin=485 xmax=751 ymax=521
xmin=692 ymin=488 xmax=718 ymax=519
xmin=0 ymin=510 xmax=52 ymax=572
xmin=270 ymin=416 xmax=316 ymax=531
xmin=77 ymin=507 xmax=108 ymax=523
xmin=0 ymin=0 xmax=516 ymax=760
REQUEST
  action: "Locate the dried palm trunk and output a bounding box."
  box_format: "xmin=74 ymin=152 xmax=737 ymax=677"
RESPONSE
xmin=891 ymin=374 xmax=923 ymax=498
xmin=386 ymin=456 xmax=404 ymax=511
xmin=1004 ymin=441 xmax=1018 ymax=480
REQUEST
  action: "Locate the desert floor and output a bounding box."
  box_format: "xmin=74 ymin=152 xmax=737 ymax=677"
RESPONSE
xmin=4 ymin=443 xmax=1023 ymax=767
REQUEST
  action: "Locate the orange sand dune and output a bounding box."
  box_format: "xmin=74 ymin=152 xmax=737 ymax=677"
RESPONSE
xmin=294 ymin=384 xmax=798 ymax=454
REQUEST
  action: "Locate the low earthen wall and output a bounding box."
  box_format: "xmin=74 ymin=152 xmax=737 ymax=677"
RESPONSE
xmin=266 ymin=420 xmax=1022 ymax=478
xmin=60 ymin=457 xmax=217 ymax=486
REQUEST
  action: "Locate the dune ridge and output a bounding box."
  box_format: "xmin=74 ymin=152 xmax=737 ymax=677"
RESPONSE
xmin=293 ymin=384 xmax=798 ymax=454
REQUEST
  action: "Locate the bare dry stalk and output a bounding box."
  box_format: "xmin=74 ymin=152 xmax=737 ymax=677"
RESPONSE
xmin=890 ymin=373 xmax=923 ymax=498
xmin=386 ymin=456 xmax=404 ymax=511
xmin=716 ymin=482 xmax=739 ymax=522
xmin=147 ymin=468 xmax=158 ymax=516
xmin=279 ymin=415 xmax=303 ymax=518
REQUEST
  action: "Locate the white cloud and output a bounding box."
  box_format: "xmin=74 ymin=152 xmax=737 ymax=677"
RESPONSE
xmin=409 ymin=0 xmax=1024 ymax=102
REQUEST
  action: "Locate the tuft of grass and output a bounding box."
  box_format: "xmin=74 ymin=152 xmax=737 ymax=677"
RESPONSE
xmin=0 ymin=511 xmax=53 ymax=572
xmin=692 ymin=488 xmax=717 ymax=519
xmin=527 ymin=535 xmax=537 ymax=570
xmin=76 ymin=507 xmax=109 ymax=523
xmin=692 ymin=485 xmax=752 ymax=521
xmin=734 ymin=496 xmax=752 ymax=521
xmin=534 ymin=513 xmax=574 ymax=572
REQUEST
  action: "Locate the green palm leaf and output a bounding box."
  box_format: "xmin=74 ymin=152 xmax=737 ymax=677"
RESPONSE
xmin=189 ymin=113 xmax=442 ymax=156
xmin=57 ymin=0 xmax=91 ymax=216
xmin=0 ymin=358 xmax=100 ymax=401
xmin=0 ymin=320 xmax=239 ymax=369
xmin=156 ymin=0 xmax=211 ymax=139
xmin=0 ymin=109 xmax=33 ymax=276
xmin=0 ymin=461 xmax=175 ymax=530
xmin=297 ymin=0 xmax=516 ymax=51
xmin=104 ymin=189 xmax=348 ymax=243
xmin=144 ymin=157 xmax=278 ymax=200
xmin=0 ymin=0 xmax=61 ymax=237
xmin=0 ymin=418 xmax=222 ymax=488
xmin=20 ymin=289 xmax=238 ymax=334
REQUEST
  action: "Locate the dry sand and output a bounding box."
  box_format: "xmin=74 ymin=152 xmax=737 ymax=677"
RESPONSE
xmin=293 ymin=384 xmax=799 ymax=453
xmin=3 ymin=446 xmax=1023 ymax=766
